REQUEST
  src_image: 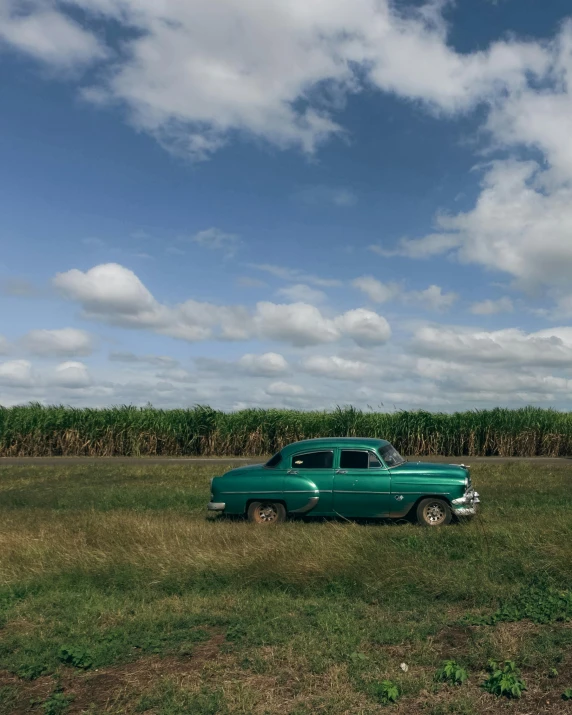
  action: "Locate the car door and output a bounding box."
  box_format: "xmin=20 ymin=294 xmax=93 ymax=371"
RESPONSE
xmin=333 ymin=449 xmax=392 ymax=517
xmin=288 ymin=449 xmax=335 ymax=514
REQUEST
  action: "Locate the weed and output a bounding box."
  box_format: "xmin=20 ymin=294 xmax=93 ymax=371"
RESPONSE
xmin=482 ymin=660 xmax=526 ymax=699
xmin=59 ymin=645 xmax=93 ymax=670
xmin=42 ymin=691 xmax=74 ymax=715
xmin=434 ymin=660 xmax=469 ymax=686
xmin=562 ymin=688 xmax=572 ymax=701
xmin=372 ymin=680 xmax=400 ymax=705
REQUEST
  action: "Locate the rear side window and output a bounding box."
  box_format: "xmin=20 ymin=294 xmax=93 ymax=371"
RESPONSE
xmin=340 ymin=450 xmax=383 ymax=469
xmin=291 ymin=451 xmax=333 ymax=469
xmin=265 ymin=451 xmax=282 ymax=468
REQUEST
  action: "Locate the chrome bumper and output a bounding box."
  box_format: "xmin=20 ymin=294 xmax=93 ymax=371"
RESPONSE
xmin=207 ymin=501 xmax=226 ymax=511
xmin=451 ymin=488 xmax=480 ymax=516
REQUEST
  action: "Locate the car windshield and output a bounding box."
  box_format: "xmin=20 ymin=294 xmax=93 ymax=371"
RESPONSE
xmin=380 ymin=444 xmax=405 ymax=467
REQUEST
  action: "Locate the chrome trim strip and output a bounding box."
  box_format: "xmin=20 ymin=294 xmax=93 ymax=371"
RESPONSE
xmin=207 ymin=501 xmax=225 ymax=511
xmin=333 ymin=490 xmax=390 ymax=494
xmin=284 ymin=490 xmax=319 ymax=494
xmin=222 ymin=491 xmax=281 ymax=494
xmin=290 ymin=496 xmax=319 ymax=514
xmin=222 ymin=490 xmax=321 ymax=495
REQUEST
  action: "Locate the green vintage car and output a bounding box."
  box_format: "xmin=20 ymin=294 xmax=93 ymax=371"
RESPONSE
xmin=208 ymin=437 xmax=479 ymax=526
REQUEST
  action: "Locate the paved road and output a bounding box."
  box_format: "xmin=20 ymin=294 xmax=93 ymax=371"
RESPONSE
xmin=1 ymin=456 xmax=570 ymax=466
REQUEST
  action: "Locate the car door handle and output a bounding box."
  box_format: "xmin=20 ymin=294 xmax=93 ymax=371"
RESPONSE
xmin=287 ymin=469 xmax=299 ymax=475
xmin=335 ymin=469 xmax=347 ymax=474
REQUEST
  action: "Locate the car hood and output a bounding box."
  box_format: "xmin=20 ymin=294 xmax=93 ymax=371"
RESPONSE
xmin=389 ymin=461 xmax=468 ymax=479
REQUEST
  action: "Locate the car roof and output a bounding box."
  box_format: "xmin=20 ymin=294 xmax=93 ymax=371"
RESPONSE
xmin=280 ymin=437 xmax=390 ymax=457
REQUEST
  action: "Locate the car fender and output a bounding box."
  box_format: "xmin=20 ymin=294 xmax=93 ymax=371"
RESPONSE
xmin=283 ymin=475 xmax=320 ymax=514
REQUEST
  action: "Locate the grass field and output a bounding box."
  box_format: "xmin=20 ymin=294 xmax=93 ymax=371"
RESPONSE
xmin=1 ymin=461 xmax=572 ymax=714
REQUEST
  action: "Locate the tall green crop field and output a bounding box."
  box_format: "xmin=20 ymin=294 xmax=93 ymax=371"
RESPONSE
xmin=1 ymin=403 xmax=572 ymax=457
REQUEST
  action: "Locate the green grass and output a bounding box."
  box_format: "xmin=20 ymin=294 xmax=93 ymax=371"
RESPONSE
xmin=1 ymin=461 xmax=572 ymax=713
xmin=3 ymin=404 xmax=572 ymax=456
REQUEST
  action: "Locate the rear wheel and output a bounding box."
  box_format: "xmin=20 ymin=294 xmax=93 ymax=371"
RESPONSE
xmin=417 ymin=498 xmax=451 ymax=527
xmin=247 ymin=501 xmax=286 ymax=524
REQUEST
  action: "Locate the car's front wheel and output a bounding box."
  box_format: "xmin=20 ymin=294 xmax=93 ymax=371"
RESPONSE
xmin=416 ymin=498 xmax=452 ymax=527
xmin=247 ymin=501 xmax=286 ymax=524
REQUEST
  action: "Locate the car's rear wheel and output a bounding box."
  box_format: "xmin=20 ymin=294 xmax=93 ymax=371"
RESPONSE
xmin=417 ymin=498 xmax=451 ymax=527
xmin=247 ymin=501 xmax=286 ymax=524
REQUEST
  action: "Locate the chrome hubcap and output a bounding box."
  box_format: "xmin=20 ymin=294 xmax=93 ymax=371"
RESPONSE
xmin=257 ymin=503 xmax=278 ymax=523
xmin=424 ymin=502 xmax=446 ymax=525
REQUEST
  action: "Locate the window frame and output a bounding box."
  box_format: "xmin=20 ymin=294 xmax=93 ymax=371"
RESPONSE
xmin=264 ymin=451 xmax=283 ymax=469
xmin=290 ymin=449 xmax=334 ymax=470
xmin=338 ymin=449 xmax=387 ymax=470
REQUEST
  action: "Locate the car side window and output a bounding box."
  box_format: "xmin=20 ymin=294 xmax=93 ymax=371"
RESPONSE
xmin=291 ymin=451 xmax=333 ymax=469
xmin=369 ymin=452 xmax=382 ymax=468
xmin=340 ymin=450 xmax=369 ymax=469
xmin=340 ymin=450 xmax=383 ymax=469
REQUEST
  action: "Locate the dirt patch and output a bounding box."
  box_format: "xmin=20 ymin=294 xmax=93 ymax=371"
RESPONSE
xmin=433 ymin=623 xmax=478 ymax=655
xmin=0 ymin=631 xmax=228 ymax=714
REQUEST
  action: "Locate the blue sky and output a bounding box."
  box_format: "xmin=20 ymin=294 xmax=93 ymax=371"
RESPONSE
xmin=1 ymin=0 xmax=572 ymax=410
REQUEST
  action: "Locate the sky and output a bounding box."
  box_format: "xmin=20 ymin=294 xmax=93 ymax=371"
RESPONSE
xmin=1 ymin=0 xmax=572 ymax=412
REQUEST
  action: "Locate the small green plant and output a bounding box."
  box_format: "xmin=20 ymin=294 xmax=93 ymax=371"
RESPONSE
xmin=482 ymin=660 xmax=526 ymax=699
xmin=549 ymin=667 xmax=559 ymax=678
xmin=463 ymin=585 xmax=572 ymax=627
xmin=562 ymin=688 xmax=572 ymax=701
xmin=42 ymin=691 xmax=74 ymax=715
xmin=434 ymin=660 xmax=468 ymax=686
xmin=58 ymin=645 xmax=93 ymax=670
xmin=17 ymin=663 xmax=50 ymax=681
xmin=373 ymin=680 xmax=400 ymax=705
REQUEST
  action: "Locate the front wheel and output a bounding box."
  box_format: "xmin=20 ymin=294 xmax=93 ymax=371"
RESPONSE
xmin=247 ymin=501 xmax=286 ymax=524
xmin=416 ymin=498 xmax=452 ymax=527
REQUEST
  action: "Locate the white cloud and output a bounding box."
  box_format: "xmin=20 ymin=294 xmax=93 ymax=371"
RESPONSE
xmin=0 ymin=1 xmax=107 ymax=68
xmin=250 ymin=264 xmax=341 ymax=288
xmin=369 ymin=233 xmax=461 ymax=259
xmin=334 ymin=308 xmax=391 ymax=347
xmin=395 ymin=160 xmax=572 ymax=304
xmin=53 ymin=263 xmax=250 ymax=342
xmin=237 ymin=352 xmax=290 ymax=377
xmin=300 ymin=355 xmax=373 ymax=380
xmin=470 ymin=297 xmax=514 ymax=315
xmin=1 ymin=0 xmax=553 ymax=160
xmin=50 ymin=361 xmax=92 ymax=388
xmin=412 ymin=324 xmax=572 ymax=368
xmin=191 ymin=227 xmax=241 ymax=256
xmin=254 ymin=301 xmax=339 ymax=347
xmin=353 ymin=276 xmax=455 ymax=311
xmin=352 ymin=276 xmax=400 ymax=304
xmin=155 ymin=368 xmax=196 ymax=383
xmin=21 ymin=328 xmax=94 ymax=357
xmin=54 ymin=263 xmax=391 ymax=348
xmin=109 ymin=352 xmax=180 ymax=368
xmin=405 ymin=285 xmax=457 ymax=311
xmin=276 ymin=284 xmax=327 ymax=303
xmin=295 ymin=185 xmax=357 ymax=207
xmin=266 ymin=381 xmax=305 ymax=397
xmin=0 ymin=359 xmax=34 ymax=387
xmin=0 ymin=335 xmax=11 ymax=355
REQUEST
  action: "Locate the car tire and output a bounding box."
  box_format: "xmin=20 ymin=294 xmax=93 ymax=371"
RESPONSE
xmin=416 ymin=498 xmax=452 ymax=527
xmin=247 ymin=501 xmax=286 ymax=524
